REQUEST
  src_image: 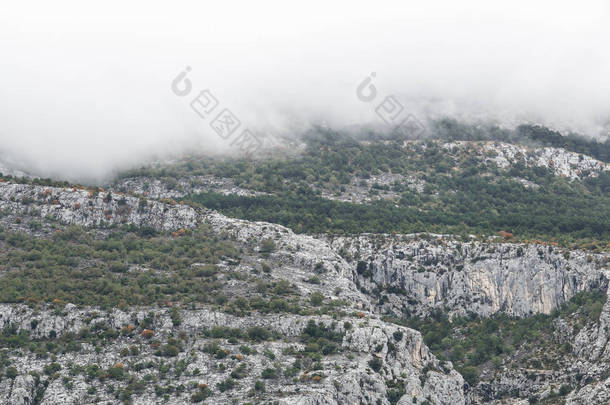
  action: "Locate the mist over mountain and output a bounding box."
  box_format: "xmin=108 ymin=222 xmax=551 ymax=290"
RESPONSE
xmin=1 ymin=0 xmax=609 ymax=181
xmin=3 ymin=4 xmax=610 ymax=404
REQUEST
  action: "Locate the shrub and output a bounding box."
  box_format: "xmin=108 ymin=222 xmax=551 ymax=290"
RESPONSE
xmin=261 ymin=368 xmax=279 ymax=379
xmin=215 ymin=349 xmax=229 ymax=359
xmin=306 ymin=276 xmax=321 ymax=284
xmin=141 ymin=329 xmax=154 ymax=339
xmin=206 ymin=326 xmax=243 ymax=339
xmin=216 ymin=377 xmax=236 ymax=392
xmin=273 ymin=280 xmax=293 ymax=295
xmin=459 ymin=366 xmax=479 ymax=386
xmin=6 ymin=366 xmax=17 ymax=379
xmin=107 ymin=366 xmax=124 ymax=380
xmin=87 ymin=364 xmax=101 ymax=379
xmin=259 ymin=239 xmax=276 ymax=254
xmin=314 ymin=262 xmax=326 ymax=273
xmin=559 ymin=384 xmax=572 ymax=396
xmin=254 ymin=380 xmax=265 ymax=392
xmin=108 ymin=261 xmax=129 ymax=273
xmin=44 ymin=362 xmax=61 ymax=375
xmin=310 ymin=292 xmax=324 ymax=306
xmin=247 ymin=326 xmax=271 ymax=342
xmin=356 ymin=261 xmax=372 ymax=277
xmin=203 ymin=342 xmax=220 ymax=355
xmin=368 ymin=357 xmax=383 ymax=372
xmin=230 ymin=364 xmax=248 ymax=379
xmin=239 ymin=345 xmax=254 ymax=356
xmin=385 ymin=378 xmax=406 ymax=404
xmin=160 ymin=344 xmax=179 ymax=357
xmin=170 ymin=308 xmax=181 ymax=326
xmin=301 ymin=320 xmax=344 ymax=344
xmin=191 ymin=386 xmax=212 ymax=402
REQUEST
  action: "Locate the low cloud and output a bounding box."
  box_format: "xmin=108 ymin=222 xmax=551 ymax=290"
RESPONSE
xmin=0 ymin=0 xmax=609 ymax=181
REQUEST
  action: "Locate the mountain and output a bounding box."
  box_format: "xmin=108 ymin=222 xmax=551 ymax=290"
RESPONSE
xmin=0 ymin=125 xmax=609 ymax=404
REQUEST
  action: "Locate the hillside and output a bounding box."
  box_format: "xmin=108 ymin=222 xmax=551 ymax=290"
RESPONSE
xmin=0 ymin=126 xmax=609 ymax=404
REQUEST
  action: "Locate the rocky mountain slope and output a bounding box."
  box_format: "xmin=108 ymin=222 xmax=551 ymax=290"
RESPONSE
xmin=0 ymin=303 xmax=465 ymax=405
xmin=0 ymin=182 xmax=198 ymax=233
xmin=0 ymin=180 xmax=467 ymax=405
xmin=0 ymin=131 xmax=609 ymax=405
xmin=330 ymin=234 xmax=608 ymax=318
xmin=0 ymin=177 xmax=608 ymax=404
xmin=111 ymin=140 xmax=609 ymax=205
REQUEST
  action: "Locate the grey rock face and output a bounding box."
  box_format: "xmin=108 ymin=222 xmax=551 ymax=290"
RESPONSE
xmin=0 ymin=375 xmax=36 ymax=405
xmin=444 ymin=141 xmax=609 ymax=180
xmin=0 ymin=304 xmax=465 ymax=405
xmin=1 ymin=180 xmax=609 ymax=404
xmin=568 ymin=378 xmax=610 ymax=405
xmin=331 ymin=235 xmax=607 ymax=318
xmin=0 ymin=182 xmax=198 ymax=231
xmin=113 ymin=175 xmax=264 ymax=200
xmin=572 ymin=274 xmax=610 ymax=362
xmin=202 ymin=211 xmax=609 ymax=320
xmin=1 ymin=180 xmax=605 ymax=323
xmin=565 ymin=284 xmax=610 ymax=404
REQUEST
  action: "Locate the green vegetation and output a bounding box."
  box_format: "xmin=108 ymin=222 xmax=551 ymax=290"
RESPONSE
xmin=188 ymin=180 xmax=609 ymax=242
xmin=368 ymin=357 xmax=383 ymax=372
xmin=216 ymin=377 xmax=237 ymax=392
xmin=0 ymin=122 xmax=608 ymax=403
xmin=254 ymin=380 xmax=265 ymax=392
xmin=387 ymin=290 xmax=607 ymax=386
xmin=0 ymin=174 xmax=81 ymax=189
xmin=5 ymin=366 xmax=18 ymax=379
xmin=261 ymin=367 xmax=279 ymax=379
xmin=176 ymin=130 xmax=610 ymax=244
xmin=300 ymin=320 xmax=344 ymax=357
xmin=202 ymin=326 xmax=275 ymax=342
xmin=0 ymin=325 xmax=212 ymax=401
xmin=432 ymin=120 xmax=610 ymax=163
xmin=191 ymin=385 xmax=212 ymax=402
xmin=0 ymin=223 xmax=350 ymax=317
xmin=0 ymin=225 xmax=239 ymax=307
xmin=117 ymin=122 xmax=610 ymax=187
xmin=515 ymin=124 xmax=610 ymax=163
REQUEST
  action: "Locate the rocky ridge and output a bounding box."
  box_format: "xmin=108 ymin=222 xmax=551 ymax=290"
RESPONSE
xmin=0 ymin=303 xmax=465 ymax=405
xmin=0 ymin=179 xmax=609 ymax=404
xmin=0 ymin=182 xmax=198 ymax=234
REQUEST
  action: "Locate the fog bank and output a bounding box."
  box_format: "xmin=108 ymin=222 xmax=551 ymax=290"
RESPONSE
xmin=1 ymin=0 xmax=609 ymax=181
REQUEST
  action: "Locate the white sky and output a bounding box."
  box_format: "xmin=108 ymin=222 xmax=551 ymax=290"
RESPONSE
xmin=0 ymin=0 xmax=609 ymax=181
